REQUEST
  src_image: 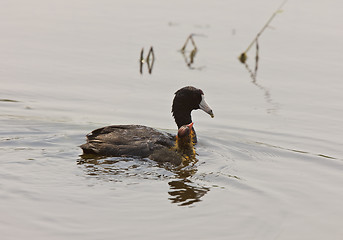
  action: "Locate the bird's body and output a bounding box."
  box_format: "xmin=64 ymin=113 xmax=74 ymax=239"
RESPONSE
xmin=81 ymin=125 xmax=174 ymax=158
xmin=80 ymin=86 xmax=213 ymax=165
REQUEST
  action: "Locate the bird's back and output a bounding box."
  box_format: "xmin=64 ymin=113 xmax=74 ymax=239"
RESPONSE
xmin=80 ymin=125 xmax=175 ymax=158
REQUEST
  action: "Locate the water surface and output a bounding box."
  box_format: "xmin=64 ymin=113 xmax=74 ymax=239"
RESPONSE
xmin=1 ymin=0 xmax=343 ymax=239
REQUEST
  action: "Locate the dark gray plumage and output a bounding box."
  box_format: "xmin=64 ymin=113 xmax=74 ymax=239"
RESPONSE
xmin=81 ymin=125 xmax=174 ymax=158
xmin=80 ymin=86 xmax=214 ymax=162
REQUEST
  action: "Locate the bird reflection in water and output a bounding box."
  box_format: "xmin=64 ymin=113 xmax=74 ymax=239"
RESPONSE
xmin=77 ymin=155 xmax=210 ymax=206
xmin=167 ymin=164 xmax=210 ymax=206
xmin=168 ymin=179 xmax=209 ymax=206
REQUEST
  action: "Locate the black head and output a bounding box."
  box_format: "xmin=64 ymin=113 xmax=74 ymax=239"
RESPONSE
xmin=172 ymin=86 xmax=214 ymax=128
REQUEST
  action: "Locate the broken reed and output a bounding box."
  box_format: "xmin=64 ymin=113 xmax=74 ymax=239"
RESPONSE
xmin=239 ymin=0 xmax=287 ymax=63
xmin=140 ymin=46 xmax=155 ymax=74
xmin=179 ymin=34 xmax=200 ymax=68
xmin=140 ymin=46 xmax=154 ymax=63
xmin=180 ymin=34 xmax=198 ymax=53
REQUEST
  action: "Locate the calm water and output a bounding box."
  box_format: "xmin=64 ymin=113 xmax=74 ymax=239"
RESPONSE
xmin=1 ymin=0 xmax=343 ymax=239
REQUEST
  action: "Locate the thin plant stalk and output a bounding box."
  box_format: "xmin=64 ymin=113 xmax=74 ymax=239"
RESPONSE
xmin=239 ymin=0 xmax=287 ymax=63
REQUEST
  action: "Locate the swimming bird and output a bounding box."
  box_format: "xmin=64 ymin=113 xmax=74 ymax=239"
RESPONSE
xmin=149 ymin=122 xmax=196 ymax=165
xmin=80 ymin=86 xmax=214 ymax=162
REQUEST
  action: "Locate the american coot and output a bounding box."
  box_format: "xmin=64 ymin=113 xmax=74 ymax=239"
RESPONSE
xmin=80 ymin=86 xmax=214 ymax=164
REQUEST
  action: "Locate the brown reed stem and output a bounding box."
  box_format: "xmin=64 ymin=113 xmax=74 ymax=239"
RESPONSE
xmin=240 ymin=0 xmax=287 ymax=62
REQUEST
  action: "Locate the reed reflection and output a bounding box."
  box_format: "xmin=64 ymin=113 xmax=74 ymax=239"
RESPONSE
xmin=240 ymin=40 xmax=279 ymax=114
xmin=179 ymin=34 xmax=205 ymax=70
xmin=238 ymin=1 xmax=286 ymax=113
xmin=139 ymin=46 xmax=155 ymax=74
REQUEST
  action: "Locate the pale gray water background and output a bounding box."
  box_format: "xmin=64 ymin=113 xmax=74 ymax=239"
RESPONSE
xmin=1 ymin=0 xmax=343 ymax=239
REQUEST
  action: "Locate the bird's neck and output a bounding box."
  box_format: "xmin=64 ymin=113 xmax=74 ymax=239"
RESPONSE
xmin=173 ymin=109 xmax=192 ymax=128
